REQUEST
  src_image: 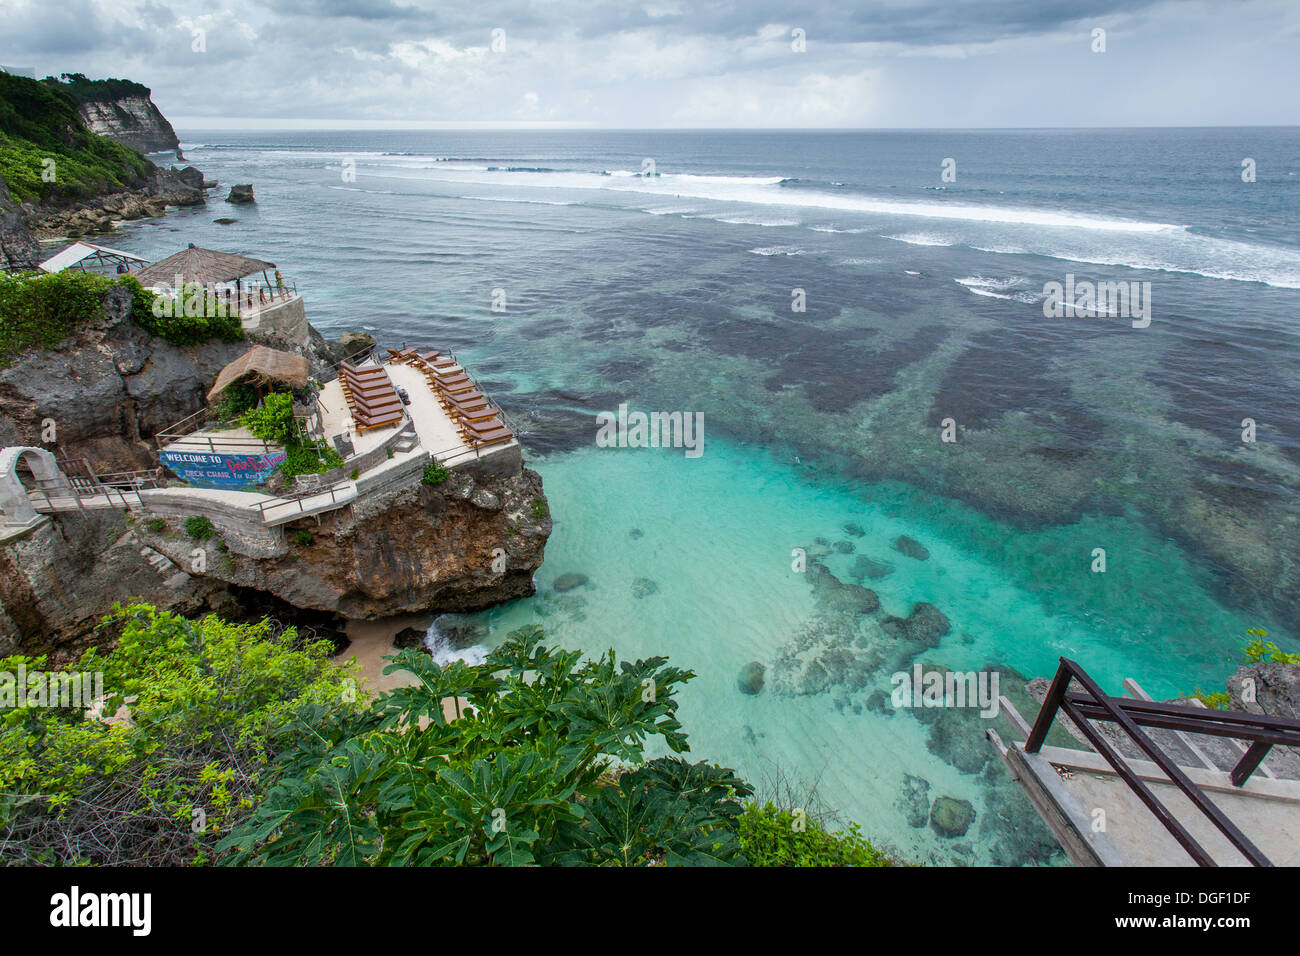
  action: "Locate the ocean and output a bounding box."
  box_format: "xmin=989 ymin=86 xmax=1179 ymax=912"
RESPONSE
xmin=109 ymin=128 xmax=1300 ymax=864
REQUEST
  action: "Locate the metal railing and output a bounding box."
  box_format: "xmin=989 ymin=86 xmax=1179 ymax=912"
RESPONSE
xmin=1025 ymin=657 xmax=1300 ymax=867
xmin=250 ymin=479 xmax=353 ymax=518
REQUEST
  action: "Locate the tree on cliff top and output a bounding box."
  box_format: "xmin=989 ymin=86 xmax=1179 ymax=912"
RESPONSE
xmin=41 ymin=73 xmax=152 ymax=105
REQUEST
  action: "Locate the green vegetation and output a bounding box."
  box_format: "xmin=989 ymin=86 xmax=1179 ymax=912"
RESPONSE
xmin=221 ymin=626 xmax=756 ymax=865
xmin=0 ymin=603 xmax=357 ymax=865
xmin=1243 ymin=628 xmax=1300 ymax=665
xmin=2 ymin=609 xmax=885 ymax=867
xmin=531 ymin=497 xmax=549 ymax=520
xmin=129 ymin=281 xmax=243 ymax=346
xmin=216 ymin=382 xmax=260 ymax=421
xmin=421 ymin=460 xmax=450 ymax=486
xmin=1184 ymin=628 xmax=1300 ymax=707
xmin=241 ymin=392 xmax=298 ymax=446
xmin=41 ymin=73 xmax=151 ymax=106
xmin=281 ymin=439 xmax=343 ymax=482
xmin=0 ymin=271 xmax=241 ymax=368
xmin=145 ymin=516 xmax=167 ymax=534
xmin=184 ymin=515 xmax=216 ymax=541
xmin=292 ymin=529 xmax=313 ymax=547
xmin=237 ymin=390 xmax=340 ymax=482
xmin=0 ymin=71 xmax=152 ymax=203
xmin=737 ymin=803 xmax=893 ymax=867
xmin=1188 ymin=688 xmax=1232 ymax=710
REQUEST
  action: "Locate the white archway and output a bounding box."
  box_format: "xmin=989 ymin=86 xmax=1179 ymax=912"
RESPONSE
xmin=0 ymin=446 xmax=70 ymax=527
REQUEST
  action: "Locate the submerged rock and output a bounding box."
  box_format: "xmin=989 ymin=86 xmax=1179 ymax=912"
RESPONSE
xmin=897 ymin=774 xmax=932 ymax=828
xmin=737 ymin=661 xmax=765 ymax=695
xmin=894 ymin=535 xmax=930 ymax=560
xmin=843 ymin=523 xmax=865 ymax=537
xmin=799 ymin=659 xmax=831 ymax=695
xmin=832 ymin=540 xmax=855 ymax=554
xmin=554 ymin=572 xmax=589 ymax=592
xmin=881 ymin=602 xmax=951 ymax=647
xmin=930 ymin=796 xmax=975 ymax=838
xmin=631 ymin=576 xmax=659 ymax=598
xmin=628 ymin=527 xmax=644 ymax=540
xmin=850 ymin=555 xmax=894 ymax=580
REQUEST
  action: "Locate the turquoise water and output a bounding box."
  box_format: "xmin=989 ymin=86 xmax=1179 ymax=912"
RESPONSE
xmin=444 ymin=437 xmax=1281 ymax=864
xmin=110 ymin=128 xmax=1300 ymax=865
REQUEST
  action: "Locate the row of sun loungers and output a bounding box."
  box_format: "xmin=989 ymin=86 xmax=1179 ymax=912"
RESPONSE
xmin=389 ymin=348 xmax=515 ymax=451
xmin=339 ymin=361 xmax=404 ymax=432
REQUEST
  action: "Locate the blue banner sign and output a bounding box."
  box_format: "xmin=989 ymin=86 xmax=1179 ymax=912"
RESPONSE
xmin=160 ymin=450 xmax=287 ymax=489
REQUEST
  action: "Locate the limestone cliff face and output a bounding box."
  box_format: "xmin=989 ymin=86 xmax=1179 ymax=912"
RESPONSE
xmin=0 ymin=510 xmax=227 ymax=658
xmin=0 ymin=285 xmax=333 ymax=472
xmin=0 ymin=175 xmax=40 ymax=271
xmin=136 ymin=468 xmax=550 ymax=621
xmin=75 ymin=95 xmax=181 ymax=155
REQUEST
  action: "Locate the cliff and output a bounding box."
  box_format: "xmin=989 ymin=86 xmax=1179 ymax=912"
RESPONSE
xmin=72 ymin=93 xmax=181 ymax=155
xmin=0 ymin=71 xmax=204 ymax=259
xmin=0 ymin=286 xmax=550 ymax=658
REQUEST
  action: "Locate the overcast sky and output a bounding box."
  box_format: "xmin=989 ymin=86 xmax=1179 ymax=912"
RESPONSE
xmin=2 ymin=0 xmax=1297 ymax=128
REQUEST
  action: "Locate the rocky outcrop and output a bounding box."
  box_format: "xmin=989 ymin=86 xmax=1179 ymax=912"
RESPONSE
xmin=132 ymin=468 xmax=550 ymax=621
xmin=0 ymin=175 xmax=40 ymax=271
xmin=225 ymin=184 xmax=255 ymax=204
xmin=21 ymin=165 xmax=206 ymax=241
xmin=0 ymin=284 xmax=332 ymax=472
xmin=75 ymin=94 xmax=180 ymax=155
xmin=0 ymin=511 xmax=227 ymax=658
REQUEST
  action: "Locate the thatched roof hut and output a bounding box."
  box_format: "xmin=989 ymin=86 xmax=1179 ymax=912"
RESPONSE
xmin=135 ymin=244 xmax=276 ymax=290
xmin=208 ymin=345 xmax=309 ymax=402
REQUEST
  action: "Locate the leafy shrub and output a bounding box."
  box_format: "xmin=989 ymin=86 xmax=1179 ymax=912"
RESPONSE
xmin=1243 ymin=628 xmax=1300 ymax=665
xmin=144 ymin=516 xmax=167 ymax=534
xmin=737 ymin=802 xmax=893 ymax=867
xmin=1188 ymin=688 xmax=1232 ymax=710
xmin=0 ymin=270 xmax=117 ymax=367
xmin=531 ymin=497 xmax=549 ymax=520
xmin=292 ymin=529 xmax=312 ymax=547
xmin=0 ymin=272 xmax=240 ymax=368
xmin=281 ymin=439 xmax=343 ymax=482
xmin=220 ymin=627 xmax=756 ymax=866
xmin=240 ymin=392 xmax=296 ymax=446
xmin=421 ymin=460 xmax=450 ymax=486
xmin=128 ymin=279 xmax=243 ymax=346
xmin=0 ymin=603 xmax=358 ymax=864
xmin=184 ymin=515 xmax=216 ymax=540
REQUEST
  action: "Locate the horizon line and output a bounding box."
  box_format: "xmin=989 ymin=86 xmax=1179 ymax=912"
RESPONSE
xmin=172 ymin=119 xmax=1300 ymax=133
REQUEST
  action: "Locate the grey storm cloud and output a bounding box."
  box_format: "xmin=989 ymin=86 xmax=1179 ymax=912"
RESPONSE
xmin=0 ymin=0 xmax=1296 ymax=126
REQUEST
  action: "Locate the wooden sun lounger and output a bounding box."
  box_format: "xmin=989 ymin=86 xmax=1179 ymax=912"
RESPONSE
xmin=455 ymin=406 xmax=499 ymax=423
xmin=341 ymin=361 xmax=389 ymax=379
xmin=432 ymin=373 xmax=472 ymax=390
xmin=418 ymin=351 xmax=457 ymax=368
xmin=441 ymin=388 xmax=485 ymax=405
xmin=467 ymin=428 xmax=514 ymax=449
xmin=346 ymin=381 xmax=397 ymax=399
xmin=459 ymin=416 xmax=507 ymax=438
xmin=355 ymin=413 xmax=403 ymax=433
